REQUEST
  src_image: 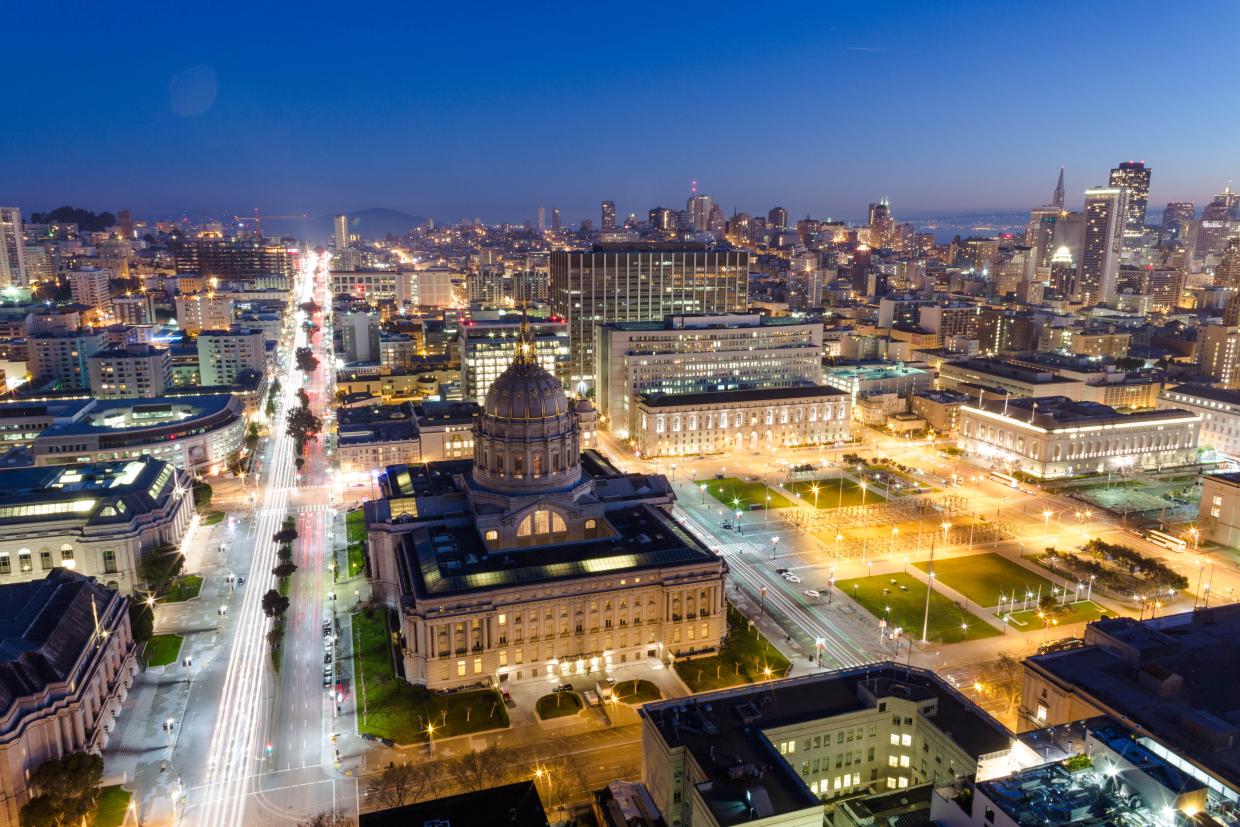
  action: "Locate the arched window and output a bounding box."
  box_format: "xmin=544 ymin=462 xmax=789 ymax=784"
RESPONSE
xmin=513 ymin=454 xmax=524 ymax=478
xmin=517 ymin=509 xmax=567 ymax=538
xmin=532 ymin=453 xmax=543 ymax=478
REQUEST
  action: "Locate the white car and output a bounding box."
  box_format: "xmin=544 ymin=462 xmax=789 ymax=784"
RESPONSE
xmin=803 ymin=589 xmax=820 ymax=599
xmin=785 ymin=574 xmax=802 ymax=584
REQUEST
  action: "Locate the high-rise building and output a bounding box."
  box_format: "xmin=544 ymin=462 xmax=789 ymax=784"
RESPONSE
xmin=1162 ymin=201 xmax=1195 ymax=231
xmin=334 ymin=213 xmax=349 ymax=249
xmin=1108 ymin=161 xmax=1151 ymax=237
xmin=1198 ymin=325 xmax=1240 ymax=388
xmin=197 ymin=327 xmax=266 ymax=386
xmin=1217 ymin=237 xmax=1240 ymax=290
xmin=1052 ymin=165 xmax=1065 ymax=209
xmin=175 ymin=293 xmax=235 ymax=336
xmin=536 ymin=206 xmax=546 ymax=232
xmin=600 ymin=200 xmax=616 ymax=231
xmin=87 ymin=344 xmax=172 ymax=398
xmin=648 ymin=207 xmax=673 ymax=231
xmin=1198 ymin=186 xmax=1240 ymax=255
xmin=686 ymin=194 xmax=713 ymax=232
xmin=27 ymin=329 xmax=108 ymax=390
xmin=117 ymin=208 xmax=134 ymax=239
xmin=0 ymin=208 xmax=27 ymax=288
xmin=171 ymin=237 xmax=296 ymax=283
xmin=113 ymin=293 xmax=155 ymax=326
xmin=466 ymin=265 xmax=506 ymax=306
xmin=549 ymin=245 xmax=749 ymax=393
xmin=1025 ymin=207 xmax=1062 ymax=269
xmin=68 ymin=268 xmax=112 ymax=315
xmin=1076 ymin=187 xmax=1128 ymax=306
xmin=458 ymin=318 xmax=569 ymax=404
xmin=767 ymin=206 xmax=788 ymax=230
xmin=550 ymin=207 xmax=560 ymax=231
xmin=341 ymin=311 xmax=381 ymax=363
xmin=706 ymin=204 xmax=724 ymax=234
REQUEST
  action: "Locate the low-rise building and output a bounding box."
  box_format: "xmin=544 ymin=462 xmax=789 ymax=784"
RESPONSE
xmin=942 ymin=355 xmax=1161 ymax=411
xmin=958 ymin=396 xmax=1200 ymax=479
xmin=86 ymin=344 xmax=172 ymax=398
xmin=822 ymin=362 xmax=933 ymax=400
xmin=26 ymin=329 xmax=107 ymax=390
xmin=174 ymin=293 xmax=234 ymax=336
xmin=0 ymin=569 xmax=137 ymax=826
xmin=1199 ymin=472 xmax=1240 ymax=548
xmin=0 ymin=458 xmax=190 ymax=593
xmin=640 ymin=664 xmax=1013 ymax=827
xmin=632 ymin=386 xmax=851 ymax=458
xmin=337 ymin=403 xmax=421 ymax=473
xmin=1018 ymin=607 xmax=1240 ymax=803
xmin=911 ymin=389 xmax=971 ymax=433
xmin=1158 ymin=384 xmax=1240 ymax=459
xmin=11 ymin=394 xmax=245 ymax=474
xmin=412 ymin=401 xmax=480 ymax=461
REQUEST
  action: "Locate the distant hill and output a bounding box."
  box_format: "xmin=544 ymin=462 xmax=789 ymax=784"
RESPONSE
xmin=263 ymin=209 xmax=430 ymax=242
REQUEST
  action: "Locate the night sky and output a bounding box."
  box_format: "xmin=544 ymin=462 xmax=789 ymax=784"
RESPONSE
xmin=5 ymin=1 xmax=1238 ymax=225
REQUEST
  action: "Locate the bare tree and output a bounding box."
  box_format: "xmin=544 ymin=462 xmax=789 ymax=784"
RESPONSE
xmin=977 ymin=653 xmax=1024 ymax=722
xmin=367 ymin=763 xmax=440 ymax=809
xmin=301 ymin=810 xmax=353 ymax=827
xmin=446 ymin=743 xmax=513 ymax=793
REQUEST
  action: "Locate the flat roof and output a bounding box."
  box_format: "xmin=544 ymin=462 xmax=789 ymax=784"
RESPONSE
xmin=966 ymin=395 xmax=1198 ymax=428
xmin=641 ymin=664 xmax=1011 ymax=826
xmin=1164 ymin=384 xmax=1240 ymax=406
xmin=359 ymin=780 xmax=548 ymax=827
xmin=1029 ymin=605 xmax=1240 ymax=792
xmin=638 ymin=385 xmax=845 ymax=408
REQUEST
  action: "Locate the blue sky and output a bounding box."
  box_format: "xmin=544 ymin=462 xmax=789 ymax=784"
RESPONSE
xmin=5 ymin=1 xmax=1238 ymax=225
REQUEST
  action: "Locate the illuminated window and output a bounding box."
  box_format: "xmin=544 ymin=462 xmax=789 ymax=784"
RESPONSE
xmin=485 ymin=530 xmax=498 ymax=541
xmin=457 ymin=660 xmax=466 ymax=677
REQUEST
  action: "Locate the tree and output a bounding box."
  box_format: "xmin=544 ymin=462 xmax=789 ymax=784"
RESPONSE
xmin=273 ymin=526 xmax=299 ymax=545
xmin=261 ymin=589 xmax=290 ymax=618
xmin=192 ymin=480 xmax=213 ymax=509
xmin=976 ymin=653 xmax=1024 ymax=721
xmin=272 ymin=561 xmax=298 ymax=579
xmin=299 ymin=300 xmax=321 ymax=315
xmin=20 ymin=752 xmax=103 ymax=827
xmin=287 ymin=406 xmax=322 ymax=447
xmin=367 ymin=762 xmax=439 ymax=809
xmin=300 ymin=810 xmax=352 ymax=827
xmin=139 ymin=545 xmax=185 ymax=594
xmin=297 ymin=388 xmax=310 ymax=409
xmin=129 ymin=601 xmax=154 ymax=643
xmin=295 ymin=346 xmax=320 ymax=374
xmin=446 ymin=744 xmax=512 ymax=793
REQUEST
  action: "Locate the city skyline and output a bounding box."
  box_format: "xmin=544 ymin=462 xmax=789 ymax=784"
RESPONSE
xmin=4 ymin=2 xmax=1238 ymax=222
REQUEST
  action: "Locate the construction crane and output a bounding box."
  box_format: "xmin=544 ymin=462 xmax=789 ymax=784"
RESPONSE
xmin=232 ymin=208 xmax=308 ymax=236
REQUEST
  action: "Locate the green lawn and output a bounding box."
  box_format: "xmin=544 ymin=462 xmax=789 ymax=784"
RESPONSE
xmin=613 ymin=679 xmax=661 ymax=704
xmin=915 ymin=553 xmax=1058 ymax=609
xmin=536 ymin=692 xmax=583 ymax=719
xmin=352 ymin=610 xmax=508 ymax=744
xmin=346 ymin=510 xmax=367 ymax=577
xmin=1008 ymin=601 xmax=1112 ymax=628
xmin=837 ymin=573 xmax=999 ymax=644
xmin=675 ymin=604 xmax=792 ymax=692
xmin=145 ymin=634 xmax=183 ymax=667
xmin=704 ymin=478 xmax=795 ymax=511
xmin=161 ymin=575 xmax=202 ymax=603
xmin=784 ymin=478 xmax=886 ymax=509
xmin=92 ymin=785 xmax=131 ymax=827
xmin=201 ymin=510 xmax=226 ymax=526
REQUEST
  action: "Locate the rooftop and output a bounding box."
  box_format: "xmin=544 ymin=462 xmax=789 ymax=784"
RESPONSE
xmin=637 ymin=384 xmax=844 ymax=409
xmin=1028 ymin=605 xmax=1240 ymax=794
xmin=0 ymin=457 xmax=178 ymax=526
xmin=1163 ymin=384 xmax=1240 ymax=407
xmin=359 ymin=780 xmax=548 ymax=827
xmin=965 ymin=396 xmax=1198 ymax=429
xmin=641 ymin=663 xmax=1011 ymax=826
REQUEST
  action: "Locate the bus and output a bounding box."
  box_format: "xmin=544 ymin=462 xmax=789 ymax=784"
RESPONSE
xmin=989 ymin=471 xmax=1019 ymax=488
xmin=1142 ymin=529 xmax=1187 ymax=553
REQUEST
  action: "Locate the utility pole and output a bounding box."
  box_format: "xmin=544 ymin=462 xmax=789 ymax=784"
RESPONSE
xmin=922 ymin=533 xmax=936 ymax=643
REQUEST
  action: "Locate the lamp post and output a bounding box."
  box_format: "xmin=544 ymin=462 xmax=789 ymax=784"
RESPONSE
xmin=922 ymin=530 xmax=940 ymax=643
xmin=770 ymin=536 xmax=779 ymax=561
xmin=699 ymin=483 xmax=706 ymax=505
xmin=811 ymin=483 xmax=820 ymax=509
xmin=1189 ymin=526 xmax=1200 ymax=552
xmin=1042 ymin=509 xmax=1053 ymax=545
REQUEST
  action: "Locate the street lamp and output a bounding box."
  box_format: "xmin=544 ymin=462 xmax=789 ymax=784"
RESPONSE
xmin=700 ymin=483 xmax=706 ymax=504
xmin=811 ymin=483 xmax=820 ymax=509
xmin=1189 ymin=526 xmax=1200 ymax=552
xmin=1042 ymin=510 xmax=1053 ymax=544
xmin=771 ymin=536 xmax=779 ymax=561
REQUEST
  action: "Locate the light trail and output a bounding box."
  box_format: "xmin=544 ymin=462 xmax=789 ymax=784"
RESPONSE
xmin=192 ymin=249 xmax=326 ymax=827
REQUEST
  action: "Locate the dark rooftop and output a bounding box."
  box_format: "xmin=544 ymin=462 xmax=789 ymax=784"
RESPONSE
xmin=359 ymin=780 xmax=548 ymax=827
xmin=638 ymin=384 xmax=844 ymax=409
xmin=1164 ymin=383 xmax=1240 ymax=406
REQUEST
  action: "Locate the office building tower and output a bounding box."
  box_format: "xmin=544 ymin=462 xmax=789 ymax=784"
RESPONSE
xmin=549 ymin=245 xmax=749 ymax=393
xmin=1108 ymin=161 xmax=1151 ymax=237
xmin=1217 ymin=237 xmax=1240 ymax=290
xmin=550 ymin=207 xmax=560 ymax=231
xmin=1198 ymin=324 xmax=1240 ymax=388
xmin=175 ymin=293 xmax=235 ymax=336
xmin=686 ymin=194 xmax=713 ymax=232
xmin=1198 ymin=186 xmax=1240 ymax=255
xmin=1026 ymin=207 xmax=1062 ymax=269
xmin=68 ymin=268 xmax=112 ymax=315
xmin=648 ymin=207 xmax=673 ymax=231
xmin=466 ymin=265 xmax=506 ymax=306
xmin=536 ymin=206 xmax=546 ymax=232
xmin=113 ymin=293 xmax=155 ymax=325
xmin=458 ymin=318 xmax=569 ymax=404
xmin=334 ymin=213 xmax=349 ymax=249
xmin=0 ymin=208 xmax=27 ymax=288
xmin=767 ymin=206 xmax=788 ymax=230
xmin=600 ymin=200 xmax=615 ymax=231
xmin=171 ymin=237 xmax=296 ymax=282
xmin=117 ymin=208 xmax=133 ymax=239
xmin=1052 ymin=165 xmax=1065 ymax=209
xmin=27 ymin=329 xmax=108 ymax=390
xmin=1162 ymin=201 xmax=1195 ymax=231
xmin=341 ymin=311 xmax=380 ymax=363
xmin=197 ymin=327 xmax=265 ymax=386
xmin=706 ymin=204 xmax=724 ymax=234
xmin=87 ymin=344 xmax=173 ymax=398
xmin=1076 ymin=187 xmax=1128 ymax=306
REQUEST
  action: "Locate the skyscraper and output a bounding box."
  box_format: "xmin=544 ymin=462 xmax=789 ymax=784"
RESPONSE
xmin=1198 ymin=187 xmax=1240 ymax=255
xmin=1217 ymin=237 xmax=1240 ymax=291
xmin=549 ymin=245 xmax=749 ymax=393
xmin=707 ymin=204 xmax=725 ymax=233
xmin=1076 ymin=187 xmax=1128 ymax=306
xmin=1052 ymin=166 xmax=1066 ymax=210
xmin=551 ymin=207 xmax=561 ymax=231
xmin=536 ymin=207 xmax=546 ymax=232
xmin=0 ymin=207 xmax=28 ymax=288
xmin=768 ymin=206 xmax=788 ymax=230
xmin=334 ymin=213 xmax=349 ymax=249
xmin=1162 ymin=201 xmax=1195 ymax=232
xmin=687 ymin=194 xmax=713 ymax=232
xmin=600 ymin=200 xmax=616 ymax=231
xmin=648 ymin=207 xmax=673 ymax=231
xmin=1108 ymin=161 xmax=1152 ymax=237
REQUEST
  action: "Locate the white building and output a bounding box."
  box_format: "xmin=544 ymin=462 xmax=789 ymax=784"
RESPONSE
xmin=415 ymin=266 xmax=459 ymax=307
xmin=959 ymin=396 xmax=1200 ymax=479
xmin=596 ymin=313 xmax=824 ymax=438
xmin=0 ymin=570 xmax=137 ymax=826
xmin=174 ymin=293 xmax=235 ymax=335
xmin=1158 ymin=384 xmax=1240 ymax=458
xmin=197 ymin=327 xmax=265 ymax=386
xmin=86 ymin=344 xmax=172 ymax=398
xmin=0 ymin=458 xmax=192 ymax=594
xmin=459 ymin=318 xmax=569 ymax=405
xmin=633 ymin=386 xmax=851 ymax=458
xmin=67 ymin=268 xmax=112 ymax=316
xmin=27 ymin=329 xmax=108 ymax=390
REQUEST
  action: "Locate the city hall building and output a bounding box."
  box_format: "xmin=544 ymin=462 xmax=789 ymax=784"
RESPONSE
xmin=365 ymin=330 xmax=725 ymax=691
xmin=632 ymin=385 xmax=852 ymax=458
xmin=958 ymin=396 xmax=1200 ymax=479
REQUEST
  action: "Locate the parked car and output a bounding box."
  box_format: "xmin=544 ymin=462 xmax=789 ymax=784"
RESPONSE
xmin=500 ymin=686 xmax=513 ymax=705
xmin=803 ymin=589 xmax=821 ymax=599
xmin=785 ymin=574 xmax=802 ymax=584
